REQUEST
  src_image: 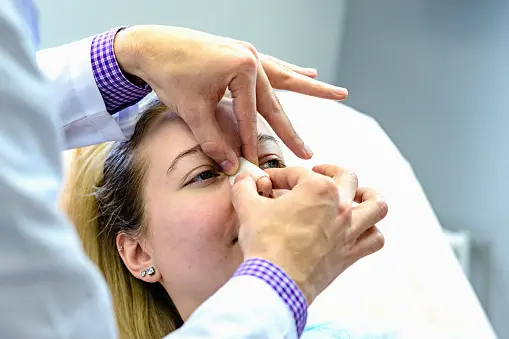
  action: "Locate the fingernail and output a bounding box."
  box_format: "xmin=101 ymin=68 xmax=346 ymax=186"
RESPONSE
xmin=334 ymin=87 xmax=348 ymax=98
xmin=304 ymin=144 xmax=314 ymax=158
xmin=305 ymin=68 xmax=318 ymax=74
xmin=221 ymin=160 xmax=234 ymax=174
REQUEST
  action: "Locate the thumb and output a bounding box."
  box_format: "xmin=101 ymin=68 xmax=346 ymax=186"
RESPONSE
xmin=180 ymin=102 xmax=239 ymax=175
xmin=231 ymin=174 xmax=261 ymax=219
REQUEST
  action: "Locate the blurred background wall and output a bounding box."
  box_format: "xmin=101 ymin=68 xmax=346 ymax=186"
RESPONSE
xmin=38 ymin=0 xmax=508 ymax=337
xmin=338 ymin=1 xmax=509 ymax=338
xmin=38 ymin=0 xmax=347 ymax=85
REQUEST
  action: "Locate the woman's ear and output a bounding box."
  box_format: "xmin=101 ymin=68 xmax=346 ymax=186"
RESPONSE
xmin=116 ymin=233 xmax=161 ymax=283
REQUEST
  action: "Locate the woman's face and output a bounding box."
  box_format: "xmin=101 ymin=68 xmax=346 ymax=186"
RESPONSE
xmin=132 ymin=99 xmax=285 ymax=319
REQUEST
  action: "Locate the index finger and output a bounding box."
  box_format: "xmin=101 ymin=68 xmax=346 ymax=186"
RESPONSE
xmin=264 ymin=167 xmax=318 ymax=190
xmin=181 ymin=102 xmax=239 ymax=175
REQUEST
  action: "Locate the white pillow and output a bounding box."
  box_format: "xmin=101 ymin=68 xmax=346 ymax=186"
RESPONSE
xmin=274 ymin=90 xmax=496 ymax=339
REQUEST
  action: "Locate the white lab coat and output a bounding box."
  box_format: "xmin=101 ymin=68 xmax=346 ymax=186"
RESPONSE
xmin=36 ymin=36 xmax=135 ymax=149
xmin=0 ymin=0 xmax=298 ymax=338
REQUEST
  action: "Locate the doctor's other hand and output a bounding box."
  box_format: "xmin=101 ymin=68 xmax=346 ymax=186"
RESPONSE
xmin=113 ymin=25 xmax=348 ymax=175
xmin=231 ymin=165 xmax=388 ymax=305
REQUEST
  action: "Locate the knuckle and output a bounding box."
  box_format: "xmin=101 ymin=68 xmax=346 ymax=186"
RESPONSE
xmin=313 ymin=176 xmax=339 ymax=200
xmin=239 ymin=41 xmax=258 ymax=56
xmin=277 ymin=68 xmax=293 ymax=84
xmin=338 ymin=199 xmax=352 ymax=214
xmin=236 ymin=52 xmax=258 ymax=72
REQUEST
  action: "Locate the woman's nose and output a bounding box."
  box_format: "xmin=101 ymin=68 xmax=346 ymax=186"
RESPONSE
xmin=256 ymin=176 xmax=274 ymax=198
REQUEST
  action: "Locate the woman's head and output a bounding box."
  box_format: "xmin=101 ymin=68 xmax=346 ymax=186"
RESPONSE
xmin=62 ymin=95 xmax=285 ymax=338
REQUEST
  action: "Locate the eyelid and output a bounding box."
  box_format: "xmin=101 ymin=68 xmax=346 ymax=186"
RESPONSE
xmin=183 ymin=166 xmax=223 ymax=187
xmin=259 ymin=155 xmax=286 ymax=168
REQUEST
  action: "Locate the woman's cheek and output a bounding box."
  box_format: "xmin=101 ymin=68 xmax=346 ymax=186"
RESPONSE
xmin=176 ymin=185 xmax=234 ymax=241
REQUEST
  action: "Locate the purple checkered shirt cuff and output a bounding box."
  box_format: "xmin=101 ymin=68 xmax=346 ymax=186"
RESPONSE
xmin=233 ymin=258 xmax=308 ymax=337
xmin=91 ymin=27 xmax=152 ymax=114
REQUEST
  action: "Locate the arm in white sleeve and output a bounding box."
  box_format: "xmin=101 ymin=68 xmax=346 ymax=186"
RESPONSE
xmin=0 ymin=0 xmax=117 ymax=338
xmin=36 ymin=27 xmax=150 ymax=149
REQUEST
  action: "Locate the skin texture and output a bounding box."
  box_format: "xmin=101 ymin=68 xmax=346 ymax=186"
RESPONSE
xmin=115 ymin=25 xmax=348 ymax=174
xmin=117 ymin=98 xmax=285 ymax=320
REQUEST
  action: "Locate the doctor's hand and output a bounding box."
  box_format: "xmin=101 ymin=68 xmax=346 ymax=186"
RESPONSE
xmin=114 ymin=25 xmax=348 ymax=174
xmin=231 ymin=165 xmax=388 ymax=305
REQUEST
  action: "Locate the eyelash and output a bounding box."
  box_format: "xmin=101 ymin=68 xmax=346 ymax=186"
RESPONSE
xmin=259 ymin=158 xmax=286 ymax=170
xmin=186 ymin=168 xmax=222 ymax=186
xmin=185 ymin=158 xmax=286 ymax=186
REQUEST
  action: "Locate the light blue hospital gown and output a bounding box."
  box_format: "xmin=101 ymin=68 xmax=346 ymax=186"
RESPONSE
xmin=303 ymin=321 xmax=400 ymax=339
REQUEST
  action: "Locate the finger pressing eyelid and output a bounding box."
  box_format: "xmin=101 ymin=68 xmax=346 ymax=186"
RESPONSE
xmin=263 ymin=167 xmax=316 ymax=190
xmin=229 ymin=72 xmax=258 ymax=168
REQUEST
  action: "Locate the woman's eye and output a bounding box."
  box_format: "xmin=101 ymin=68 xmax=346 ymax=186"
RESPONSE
xmin=259 ymin=159 xmax=285 ymax=170
xmin=187 ymin=170 xmax=221 ymax=185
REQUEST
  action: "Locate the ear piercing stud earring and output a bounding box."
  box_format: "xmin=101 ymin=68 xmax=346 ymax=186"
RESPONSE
xmin=141 ymin=266 xmax=156 ymax=278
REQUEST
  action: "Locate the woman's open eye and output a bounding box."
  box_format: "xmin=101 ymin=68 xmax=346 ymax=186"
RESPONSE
xmin=186 ymin=169 xmax=221 ymax=186
xmin=259 ymin=158 xmax=286 ymax=170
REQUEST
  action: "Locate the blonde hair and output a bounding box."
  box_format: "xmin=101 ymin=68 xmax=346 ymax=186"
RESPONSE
xmin=61 ymin=98 xmax=183 ymax=339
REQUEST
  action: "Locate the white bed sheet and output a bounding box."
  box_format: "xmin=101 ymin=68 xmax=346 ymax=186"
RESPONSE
xmin=275 ymin=90 xmax=497 ymax=339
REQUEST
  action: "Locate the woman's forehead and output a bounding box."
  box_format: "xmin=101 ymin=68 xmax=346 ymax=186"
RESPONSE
xmin=142 ymin=106 xmax=277 ymax=157
xmin=256 ymin=115 xmax=272 ymax=135
xmin=151 ymin=103 xmax=274 ymax=143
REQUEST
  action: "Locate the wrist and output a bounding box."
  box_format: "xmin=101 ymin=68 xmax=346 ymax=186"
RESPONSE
xmin=243 ymin=254 xmax=314 ymax=305
xmin=234 ymin=258 xmax=308 ymax=336
xmin=113 ymin=26 xmax=146 ymax=85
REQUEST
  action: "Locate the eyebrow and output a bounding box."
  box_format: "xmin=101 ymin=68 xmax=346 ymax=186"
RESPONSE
xmin=257 ymin=133 xmax=278 ymax=144
xmin=167 ymin=133 xmax=279 ymax=173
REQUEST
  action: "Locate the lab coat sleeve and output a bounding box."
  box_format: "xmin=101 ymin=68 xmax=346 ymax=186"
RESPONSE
xmin=0 ymin=1 xmax=118 ymax=338
xmin=36 ymin=31 xmax=145 ymax=149
xmin=166 ymin=275 xmax=299 ymax=339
